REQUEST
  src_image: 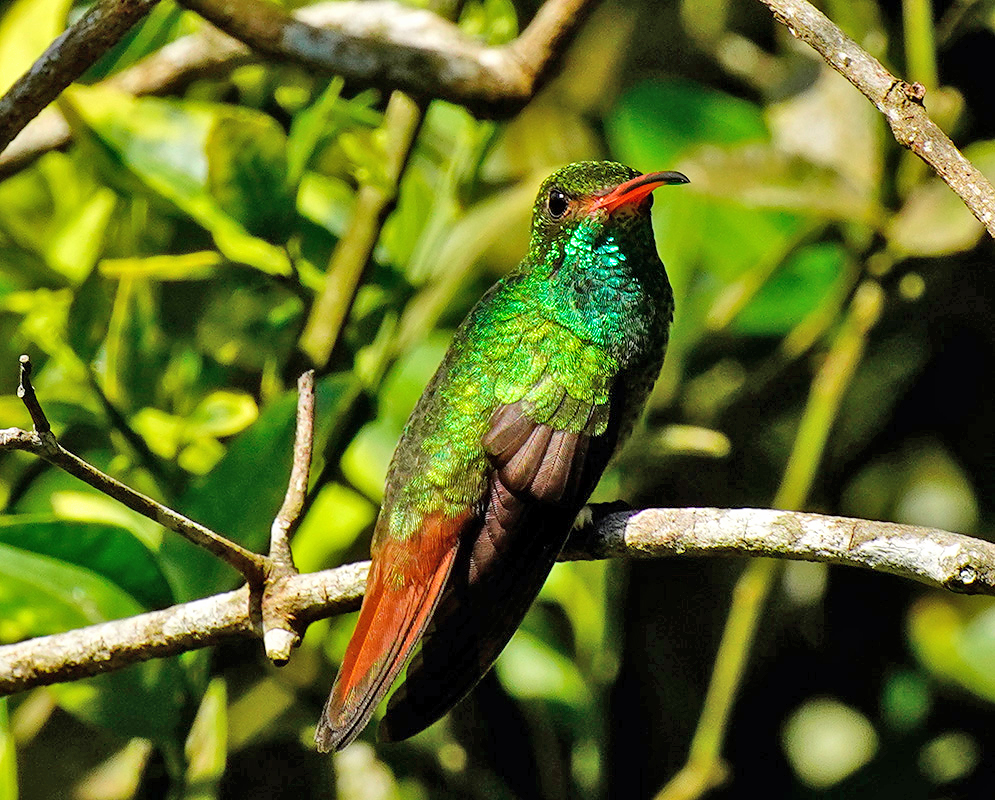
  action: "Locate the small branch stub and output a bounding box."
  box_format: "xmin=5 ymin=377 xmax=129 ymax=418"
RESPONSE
xmin=268 ymin=370 xmax=314 ymax=573
xmin=263 ymin=627 xmax=299 ymax=666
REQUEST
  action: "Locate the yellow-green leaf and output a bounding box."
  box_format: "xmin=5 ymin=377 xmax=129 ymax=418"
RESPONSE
xmin=0 ymin=0 xmax=72 ymax=95
xmin=187 ymin=391 xmax=259 ymax=439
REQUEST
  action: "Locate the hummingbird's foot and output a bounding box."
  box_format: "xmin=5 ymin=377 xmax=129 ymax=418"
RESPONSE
xmin=572 ymin=499 xmax=633 ymax=531
xmin=564 ymin=500 xmax=634 ymax=559
xmin=572 ymin=505 xmax=595 ymax=531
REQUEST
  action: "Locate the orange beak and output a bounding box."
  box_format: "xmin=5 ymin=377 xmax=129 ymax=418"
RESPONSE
xmin=590 ymin=170 xmax=689 ymax=214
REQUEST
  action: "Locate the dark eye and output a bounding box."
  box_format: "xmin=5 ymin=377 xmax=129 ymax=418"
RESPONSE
xmin=547 ymin=188 xmax=569 ymax=219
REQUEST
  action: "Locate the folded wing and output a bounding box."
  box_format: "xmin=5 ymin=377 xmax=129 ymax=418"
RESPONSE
xmin=380 ymin=394 xmax=619 ymax=742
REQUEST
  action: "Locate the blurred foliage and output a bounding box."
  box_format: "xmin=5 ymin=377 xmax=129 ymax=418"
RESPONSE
xmin=1 ymin=0 xmax=995 ymax=798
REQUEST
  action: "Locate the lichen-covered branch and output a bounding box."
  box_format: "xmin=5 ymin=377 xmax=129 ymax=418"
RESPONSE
xmin=0 ymin=563 xmax=369 ymax=694
xmin=0 ymin=0 xmax=594 ymax=176
xmin=3 ymin=507 xmax=994 ymax=696
xmin=178 ymin=0 xmax=592 ymax=114
xmin=757 ymin=0 xmax=995 ymax=238
xmin=569 ymin=507 xmax=993 ymax=594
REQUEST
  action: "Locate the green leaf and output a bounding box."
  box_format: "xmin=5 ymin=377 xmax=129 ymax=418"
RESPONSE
xmin=44 ymin=188 xmax=117 ymax=285
xmin=132 ymin=392 xmax=260 ymax=463
xmin=193 ymin=283 xmax=304 ymax=372
xmin=0 ymin=0 xmax=72 ymax=94
xmin=908 ymin=595 xmax=995 ymax=705
xmin=51 ymin=659 xmax=187 ymax=744
xmin=0 ymin=516 xmax=174 ymax=610
xmin=287 ymin=77 xmax=345 ymax=185
xmin=297 ymin=172 xmax=356 ymax=239
xmin=99 ymin=251 xmax=224 ymax=281
xmin=732 ymin=243 xmax=847 ymax=335
xmin=606 ymin=79 xmax=768 ymax=170
xmin=647 ymin=195 xmax=811 ymax=398
xmin=63 ymin=85 xmax=292 ymax=276
xmin=495 ymin=630 xmax=590 ymax=707
xmin=86 ymin=1 xmax=187 ymax=79
xmin=206 ymin=114 xmax=294 ymax=241
xmin=291 ymin=483 xmax=376 ymax=573
xmin=539 ymin=561 xmax=610 ymax=674
xmin=185 ymin=391 xmax=258 ymax=439
xmin=341 ymin=336 xmax=449 ymax=500
xmin=458 ymin=0 xmax=519 ymax=44
xmin=0 ymin=545 xmax=186 ymax=741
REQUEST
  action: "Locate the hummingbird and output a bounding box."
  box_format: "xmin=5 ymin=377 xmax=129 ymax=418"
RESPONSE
xmin=315 ymin=160 xmax=688 ymax=752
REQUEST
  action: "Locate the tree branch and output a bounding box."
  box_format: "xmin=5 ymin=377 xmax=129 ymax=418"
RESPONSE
xmin=177 ymin=0 xmax=592 ymax=114
xmin=0 ymin=0 xmax=593 ymax=176
xmin=757 ymin=0 xmax=995 ymax=238
xmin=3 ymin=506 xmax=992 ymax=697
xmin=0 ymin=23 xmax=251 ymax=178
xmin=0 ymin=563 xmax=369 ymax=694
xmin=0 ymin=0 xmax=159 ymax=157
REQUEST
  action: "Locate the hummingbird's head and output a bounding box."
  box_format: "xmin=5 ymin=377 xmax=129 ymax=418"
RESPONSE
xmin=521 ymin=162 xmax=686 ymax=359
xmin=529 ymin=161 xmax=689 ymax=245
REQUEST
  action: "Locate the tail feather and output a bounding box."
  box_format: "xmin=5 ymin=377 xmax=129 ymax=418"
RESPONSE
xmin=379 ymin=504 xmax=570 ymax=742
xmin=315 ymin=512 xmax=466 ymax=752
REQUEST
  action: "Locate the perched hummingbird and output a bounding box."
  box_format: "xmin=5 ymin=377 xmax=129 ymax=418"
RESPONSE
xmin=315 ymin=161 xmax=688 ymax=752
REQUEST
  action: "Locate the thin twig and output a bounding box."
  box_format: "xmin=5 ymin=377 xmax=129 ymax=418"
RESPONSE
xmin=269 ymin=371 xmax=314 ymax=571
xmin=0 ymin=0 xmax=159 ymax=156
xmin=262 ymin=370 xmax=315 ymax=663
xmin=5 ymin=506 xmax=995 ymax=696
xmin=757 ymin=0 xmax=995 ymax=237
xmin=8 ymin=357 xmax=267 ymax=584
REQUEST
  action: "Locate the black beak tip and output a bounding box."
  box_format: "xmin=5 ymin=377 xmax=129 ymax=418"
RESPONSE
xmin=667 ymin=171 xmax=691 ymax=185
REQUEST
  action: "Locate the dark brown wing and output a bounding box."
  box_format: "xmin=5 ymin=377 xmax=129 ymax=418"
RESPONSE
xmin=379 ymin=395 xmax=623 ymax=742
